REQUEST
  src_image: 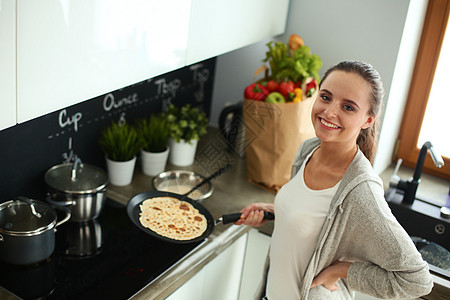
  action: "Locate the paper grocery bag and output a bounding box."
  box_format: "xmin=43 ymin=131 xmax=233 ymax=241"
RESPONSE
xmin=243 ymin=96 xmax=316 ymax=193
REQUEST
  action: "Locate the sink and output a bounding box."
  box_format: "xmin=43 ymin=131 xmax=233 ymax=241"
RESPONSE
xmin=385 ymin=187 xmax=450 ymax=279
xmin=385 ymin=187 xmax=449 ymax=249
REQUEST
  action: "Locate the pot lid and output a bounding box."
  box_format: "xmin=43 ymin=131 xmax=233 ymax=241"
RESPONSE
xmin=45 ymin=162 xmax=108 ymax=194
xmin=0 ymin=199 xmax=56 ymax=234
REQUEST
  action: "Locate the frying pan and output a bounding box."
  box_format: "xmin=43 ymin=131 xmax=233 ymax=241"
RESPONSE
xmin=127 ymin=190 xmax=215 ymax=244
xmin=126 ymin=164 xmax=274 ymax=243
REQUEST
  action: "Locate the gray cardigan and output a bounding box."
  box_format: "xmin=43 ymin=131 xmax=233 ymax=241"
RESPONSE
xmin=258 ymin=137 xmax=433 ymax=299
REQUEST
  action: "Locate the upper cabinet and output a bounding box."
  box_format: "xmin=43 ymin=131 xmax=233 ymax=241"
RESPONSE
xmin=17 ymin=0 xmax=191 ymax=123
xmin=15 ymin=0 xmax=289 ymax=124
xmin=186 ymin=0 xmax=290 ymax=65
xmin=0 ymin=0 xmax=17 ymax=130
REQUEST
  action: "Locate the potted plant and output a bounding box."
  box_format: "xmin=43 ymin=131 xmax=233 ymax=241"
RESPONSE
xmin=164 ymin=104 xmax=208 ymax=166
xmin=99 ymin=120 xmax=144 ymax=186
xmin=136 ymin=113 xmax=171 ymax=176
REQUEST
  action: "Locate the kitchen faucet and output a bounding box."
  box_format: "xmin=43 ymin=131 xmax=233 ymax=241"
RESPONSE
xmin=390 ymin=141 xmax=444 ymax=205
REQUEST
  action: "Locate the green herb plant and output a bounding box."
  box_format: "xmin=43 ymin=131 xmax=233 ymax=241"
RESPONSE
xmin=99 ymin=121 xmax=145 ymax=161
xmin=136 ymin=113 xmax=170 ymax=153
xmin=164 ymin=104 xmax=208 ymax=144
xmin=263 ymin=41 xmax=322 ymax=83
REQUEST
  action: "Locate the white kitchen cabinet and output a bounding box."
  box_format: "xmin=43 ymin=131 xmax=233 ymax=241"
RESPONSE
xmin=13 ymin=0 xmax=289 ymax=124
xmin=16 ymin=0 xmax=191 ymax=123
xmin=0 ymin=0 xmax=17 ymax=130
xmin=239 ymin=228 xmax=271 ymax=300
xmin=167 ymin=232 xmax=247 ymax=300
xmin=186 ymin=0 xmax=290 ymax=65
xmin=165 ymin=265 xmax=204 ymax=300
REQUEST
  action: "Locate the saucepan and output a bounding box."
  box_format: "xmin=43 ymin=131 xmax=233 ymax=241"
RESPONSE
xmin=127 ymin=164 xmax=274 ymax=243
xmin=0 ymin=197 xmax=71 ymax=265
xmin=45 ymin=158 xmax=108 ymax=222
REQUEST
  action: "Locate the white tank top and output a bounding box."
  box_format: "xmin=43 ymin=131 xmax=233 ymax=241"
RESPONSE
xmin=266 ymin=148 xmax=340 ymax=300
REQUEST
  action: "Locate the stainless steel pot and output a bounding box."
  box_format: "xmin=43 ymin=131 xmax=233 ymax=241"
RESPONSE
xmin=45 ymin=158 xmax=108 ymax=222
xmin=0 ymin=197 xmax=71 ymax=265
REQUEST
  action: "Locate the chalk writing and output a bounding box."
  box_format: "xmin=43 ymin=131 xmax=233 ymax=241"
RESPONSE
xmin=154 ymin=78 xmax=181 ymax=98
xmin=162 ymin=97 xmax=173 ymax=111
xmin=62 ymin=137 xmax=77 ymax=163
xmin=59 ymin=109 xmax=82 ymax=132
xmin=103 ymin=93 xmax=139 ymax=112
xmin=190 ymin=64 xmax=209 ymax=103
xmin=118 ymin=112 xmax=127 ymax=126
xmin=191 ymin=64 xmax=210 ymax=83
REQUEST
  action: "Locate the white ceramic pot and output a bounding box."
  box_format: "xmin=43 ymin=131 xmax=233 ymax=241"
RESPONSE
xmin=168 ymin=138 xmax=198 ymax=166
xmin=140 ymin=147 xmax=170 ymax=176
xmin=105 ymin=156 xmax=136 ymax=186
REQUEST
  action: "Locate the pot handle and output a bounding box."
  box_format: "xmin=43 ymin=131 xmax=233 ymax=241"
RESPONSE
xmin=46 ymin=194 xmax=75 ymax=207
xmin=16 ymin=196 xmax=42 ymax=218
xmin=45 ymin=194 xmax=72 ymax=228
xmin=55 ymin=207 xmax=71 ymax=228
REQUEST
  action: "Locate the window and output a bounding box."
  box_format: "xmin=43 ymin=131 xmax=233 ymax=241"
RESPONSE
xmin=396 ymin=0 xmax=450 ymax=180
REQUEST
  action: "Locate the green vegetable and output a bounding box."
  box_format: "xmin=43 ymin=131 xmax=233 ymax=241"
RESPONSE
xmin=263 ymin=41 xmax=323 ymax=83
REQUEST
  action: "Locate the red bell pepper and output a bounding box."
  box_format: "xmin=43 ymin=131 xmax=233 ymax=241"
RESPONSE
xmin=306 ymin=80 xmax=317 ymax=97
xmin=244 ymin=83 xmax=269 ymax=101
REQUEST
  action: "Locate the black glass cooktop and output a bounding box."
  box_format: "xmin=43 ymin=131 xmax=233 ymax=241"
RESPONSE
xmin=0 ymin=199 xmax=202 ymax=299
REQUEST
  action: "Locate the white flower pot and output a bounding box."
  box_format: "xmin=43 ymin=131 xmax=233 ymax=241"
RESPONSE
xmin=140 ymin=147 xmax=170 ymax=176
xmin=105 ymin=156 xmax=136 ymax=186
xmin=168 ymin=138 xmax=198 ymax=166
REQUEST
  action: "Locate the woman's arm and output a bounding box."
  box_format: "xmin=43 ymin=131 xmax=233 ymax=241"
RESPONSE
xmin=341 ymin=181 xmax=434 ymax=298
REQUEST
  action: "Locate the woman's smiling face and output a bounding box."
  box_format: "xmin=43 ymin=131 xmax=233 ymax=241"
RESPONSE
xmin=312 ymin=70 xmax=374 ymax=145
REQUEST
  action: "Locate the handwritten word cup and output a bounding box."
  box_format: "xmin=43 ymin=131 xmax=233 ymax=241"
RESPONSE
xmin=59 ymin=109 xmax=82 ymax=132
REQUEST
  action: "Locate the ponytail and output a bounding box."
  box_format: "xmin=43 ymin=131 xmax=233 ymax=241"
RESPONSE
xmin=357 ymin=119 xmax=378 ymax=164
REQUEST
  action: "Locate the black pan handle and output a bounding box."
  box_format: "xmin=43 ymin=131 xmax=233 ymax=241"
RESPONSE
xmin=183 ymin=164 xmax=232 ymax=197
xmin=219 ymin=212 xmax=275 ymax=224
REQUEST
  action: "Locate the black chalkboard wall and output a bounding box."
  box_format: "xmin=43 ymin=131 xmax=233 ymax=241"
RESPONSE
xmin=0 ymin=58 xmax=216 ymax=201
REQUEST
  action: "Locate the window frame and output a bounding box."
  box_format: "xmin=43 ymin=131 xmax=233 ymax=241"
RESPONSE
xmin=396 ymin=0 xmax=450 ymax=180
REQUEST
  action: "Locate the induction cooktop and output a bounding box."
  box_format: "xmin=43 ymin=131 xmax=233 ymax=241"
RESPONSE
xmin=0 ymin=199 xmax=202 ymax=299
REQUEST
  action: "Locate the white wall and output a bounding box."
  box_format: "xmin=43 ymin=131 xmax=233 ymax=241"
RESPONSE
xmin=210 ymin=39 xmax=271 ymax=126
xmin=211 ymin=0 xmax=428 ymax=175
xmin=373 ymin=0 xmax=428 ymax=173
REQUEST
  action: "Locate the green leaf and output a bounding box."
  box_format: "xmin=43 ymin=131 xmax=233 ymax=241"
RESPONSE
xmin=163 ymin=104 xmax=208 ymax=143
xmin=99 ymin=121 xmax=145 ymax=161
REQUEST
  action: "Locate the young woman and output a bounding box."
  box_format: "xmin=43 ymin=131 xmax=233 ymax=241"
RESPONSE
xmin=235 ymin=61 xmax=433 ymax=299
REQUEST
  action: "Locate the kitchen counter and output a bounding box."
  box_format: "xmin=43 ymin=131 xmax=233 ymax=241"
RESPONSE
xmin=106 ymin=127 xmax=275 ymax=299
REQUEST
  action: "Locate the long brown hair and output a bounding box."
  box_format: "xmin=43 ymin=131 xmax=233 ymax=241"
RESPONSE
xmin=319 ymin=61 xmax=384 ymax=164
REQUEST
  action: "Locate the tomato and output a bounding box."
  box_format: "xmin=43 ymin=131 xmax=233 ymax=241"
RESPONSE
xmin=266 ymin=80 xmax=280 ymax=92
xmin=279 ymin=81 xmax=295 ymax=99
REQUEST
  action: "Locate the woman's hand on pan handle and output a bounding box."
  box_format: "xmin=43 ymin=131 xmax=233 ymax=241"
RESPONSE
xmin=234 ymin=203 xmax=274 ymax=227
